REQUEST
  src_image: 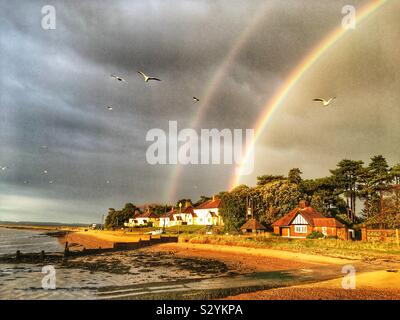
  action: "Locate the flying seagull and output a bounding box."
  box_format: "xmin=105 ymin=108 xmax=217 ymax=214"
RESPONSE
xmin=43 ymin=170 xmax=48 ymax=174
xmin=1 ymin=166 xmax=9 ymax=171
xmin=193 ymin=97 xmax=200 ymax=102
xmin=111 ymin=74 xmax=126 ymax=82
xmin=107 ymin=106 xmax=113 ymax=111
xmin=313 ymin=97 xmax=336 ymax=107
xmin=137 ymin=71 xmax=161 ymax=82
xmin=49 ymin=180 xmax=54 ymax=184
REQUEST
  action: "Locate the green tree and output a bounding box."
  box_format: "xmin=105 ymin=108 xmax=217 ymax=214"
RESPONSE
xmin=300 ymin=177 xmax=345 ymax=214
xmin=219 ymin=185 xmax=250 ymax=232
xmin=105 ymin=204 xmax=138 ymax=229
xmin=288 ymin=168 xmax=302 ymax=184
xmin=330 ymin=159 xmax=364 ymax=223
xmin=256 ymin=174 xmax=285 ymax=186
xmin=390 ymin=164 xmax=400 ymax=185
xmin=367 ymin=155 xmax=392 ymax=215
xmin=259 ymin=180 xmax=301 ymax=225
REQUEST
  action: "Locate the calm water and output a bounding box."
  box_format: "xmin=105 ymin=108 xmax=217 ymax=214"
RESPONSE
xmin=0 ymin=227 xmax=63 ymax=256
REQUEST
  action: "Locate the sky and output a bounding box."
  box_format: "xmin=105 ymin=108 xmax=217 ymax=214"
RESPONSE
xmin=0 ymin=0 xmax=399 ymax=223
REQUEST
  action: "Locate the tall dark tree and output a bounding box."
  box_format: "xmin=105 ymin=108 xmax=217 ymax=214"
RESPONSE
xmin=300 ymin=177 xmax=345 ymax=214
xmin=330 ymin=159 xmax=364 ymax=222
xmin=367 ymin=155 xmax=391 ymax=214
xmin=288 ymin=168 xmax=302 ymax=184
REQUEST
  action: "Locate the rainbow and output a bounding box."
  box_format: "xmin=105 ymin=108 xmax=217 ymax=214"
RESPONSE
xmin=229 ymin=0 xmax=388 ymax=190
xmin=165 ymin=2 xmax=272 ymax=202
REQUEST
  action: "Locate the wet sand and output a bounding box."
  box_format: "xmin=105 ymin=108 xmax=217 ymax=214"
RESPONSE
xmin=142 ymin=243 xmax=400 ymax=300
xmin=224 ymin=270 xmax=400 ymax=300
xmin=58 ymin=230 xmax=149 ymax=250
xmin=142 ymin=242 xmax=354 ymax=273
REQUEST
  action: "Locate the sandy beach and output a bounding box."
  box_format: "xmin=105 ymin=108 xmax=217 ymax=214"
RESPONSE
xmin=142 ymin=242 xmax=400 ymax=300
xmin=3 ymin=228 xmax=400 ymax=300
xmin=58 ymin=230 xmax=149 ymax=250
xmin=60 ymin=231 xmax=400 ymax=299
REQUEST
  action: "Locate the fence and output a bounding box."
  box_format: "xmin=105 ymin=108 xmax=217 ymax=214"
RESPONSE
xmin=361 ymin=227 xmax=400 ymax=244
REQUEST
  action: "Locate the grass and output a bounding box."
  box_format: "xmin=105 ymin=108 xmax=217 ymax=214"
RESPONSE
xmin=163 ymin=225 xmax=207 ymax=234
xmin=178 ymin=233 xmax=400 ymax=260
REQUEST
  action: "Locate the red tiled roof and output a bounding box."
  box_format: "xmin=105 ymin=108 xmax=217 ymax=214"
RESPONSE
xmin=313 ymin=218 xmax=345 ymax=228
xmin=273 ymin=206 xmax=325 ymax=227
xmin=195 ymin=199 xmax=221 ymax=210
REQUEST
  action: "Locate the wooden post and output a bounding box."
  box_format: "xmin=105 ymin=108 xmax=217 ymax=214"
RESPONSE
xmin=361 ymin=226 xmax=367 ymax=241
xmin=396 ymin=229 xmax=399 ymax=247
xmin=64 ymin=241 xmax=69 ymax=257
xmin=16 ymin=250 xmax=21 ymax=261
xmin=41 ymin=250 xmax=45 ymax=260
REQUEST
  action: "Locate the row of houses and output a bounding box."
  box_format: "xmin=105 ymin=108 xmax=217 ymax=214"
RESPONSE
xmin=124 ymin=198 xmax=351 ymax=240
xmin=124 ymin=197 xmax=223 ymax=228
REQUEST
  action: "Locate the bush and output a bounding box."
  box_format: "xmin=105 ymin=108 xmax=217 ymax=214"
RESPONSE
xmin=307 ymin=231 xmax=325 ymax=239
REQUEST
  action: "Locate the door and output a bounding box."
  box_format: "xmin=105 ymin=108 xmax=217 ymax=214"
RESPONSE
xmin=281 ymin=227 xmax=290 ymax=237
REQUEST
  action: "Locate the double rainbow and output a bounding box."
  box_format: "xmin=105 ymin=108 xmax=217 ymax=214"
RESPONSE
xmin=166 ymin=0 xmax=388 ymax=202
xmin=229 ymin=0 xmax=388 ymax=190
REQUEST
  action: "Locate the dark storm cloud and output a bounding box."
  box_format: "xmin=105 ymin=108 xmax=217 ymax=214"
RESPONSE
xmin=1 ymin=0 xmax=396 ymax=222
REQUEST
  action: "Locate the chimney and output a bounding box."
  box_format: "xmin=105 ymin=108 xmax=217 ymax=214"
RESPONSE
xmin=212 ymin=195 xmax=215 ymax=201
xmin=299 ymin=200 xmax=309 ymax=209
xmin=185 ymin=200 xmax=191 ymax=208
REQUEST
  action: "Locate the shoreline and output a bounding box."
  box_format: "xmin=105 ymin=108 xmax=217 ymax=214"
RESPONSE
xmin=2 ymin=229 xmax=400 ymax=300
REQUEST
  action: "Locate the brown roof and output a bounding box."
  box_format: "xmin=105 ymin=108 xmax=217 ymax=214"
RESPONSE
xmin=137 ymin=211 xmax=159 ymax=219
xmin=272 ymin=206 xmax=325 ymax=227
xmin=182 ymin=206 xmax=195 ymax=215
xmin=313 ymin=218 xmax=345 ymax=228
xmin=160 ymin=209 xmax=175 ymax=218
xmin=240 ymin=219 xmax=266 ymax=231
xmin=195 ymin=199 xmax=221 ymax=210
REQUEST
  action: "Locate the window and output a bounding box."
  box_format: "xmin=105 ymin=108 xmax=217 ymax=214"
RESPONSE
xmin=294 ymin=225 xmax=307 ymax=233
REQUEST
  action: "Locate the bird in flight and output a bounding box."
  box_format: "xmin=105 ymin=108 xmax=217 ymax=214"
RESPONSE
xmin=1 ymin=166 xmax=9 ymax=171
xmin=49 ymin=180 xmax=54 ymax=184
xmin=43 ymin=170 xmax=48 ymax=174
xmin=313 ymin=97 xmax=336 ymax=107
xmin=111 ymin=74 xmax=126 ymax=82
xmin=193 ymin=97 xmax=200 ymax=102
xmin=107 ymin=106 xmax=113 ymax=111
xmin=137 ymin=71 xmax=161 ymax=82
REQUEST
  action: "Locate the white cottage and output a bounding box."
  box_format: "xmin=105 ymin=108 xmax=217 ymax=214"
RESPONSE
xmin=193 ymin=197 xmax=223 ymax=226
